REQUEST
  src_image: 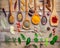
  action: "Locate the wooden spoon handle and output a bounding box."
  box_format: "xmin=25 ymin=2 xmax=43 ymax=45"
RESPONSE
xmin=43 ymin=0 xmax=45 ymax=16
xmin=18 ymin=0 xmax=20 ymax=11
xmin=52 ymin=0 xmax=57 ymax=14
xmin=29 ymin=0 xmax=32 ymax=4
xmin=53 ymin=0 xmax=56 ymax=11
xmin=9 ymin=0 xmax=12 ymax=14
xmin=25 ymin=0 xmax=28 ymax=17
xmin=52 ymin=0 xmax=54 ymax=12
xmin=34 ymin=0 xmax=36 ymax=12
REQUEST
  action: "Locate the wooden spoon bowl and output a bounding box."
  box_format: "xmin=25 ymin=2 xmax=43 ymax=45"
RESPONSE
xmin=22 ymin=0 xmax=30 ymax=30
xmin=17 ymin=11 xmax=23 ymax=22
xmin=23 ymin=20 xmax=30 ymax=29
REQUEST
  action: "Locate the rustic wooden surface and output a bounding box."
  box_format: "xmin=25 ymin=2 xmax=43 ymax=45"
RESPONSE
xmin=0 ymin=0 xmax=60 ymax=48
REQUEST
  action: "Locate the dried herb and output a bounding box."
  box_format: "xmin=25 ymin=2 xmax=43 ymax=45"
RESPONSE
xmin=52 ymin=35 xmax=58 ymax=42
xmin=34 ymin=38 xmax=38 ymax=43
xmin=25 ymin=44 xmax=38 ymax=48
xmin=50 ymin=35 xmax=58 ymax=45
xmin=12 ymin=37 xmax=17 ymax=45
xmin=5 ymin=35 xmax=11 ymax=44
xmin=18 ymin=37 xmax=21 ymax=44
xmin=49 ymin=33 xmax=52 ymax=38
xmin=32 ymin=44 xmax=38 ymax=48
xmin=34 ymin=33 xmax=38 ymax=38
xmin=50 ymin=40 xmax=54 ymax=45
xmin=20 ymin=34 xmax=26 ymax=40
xmin=40 ymin=38 xmax=43 ymax=41
xmin=26 ymin=37 xmax=31 ymax=45
xmin=45 ymin=38 xmax=48 ymax=46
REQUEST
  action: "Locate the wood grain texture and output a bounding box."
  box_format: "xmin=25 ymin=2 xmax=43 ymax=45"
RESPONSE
xmin=0 ymin=0 xmax=60 ymax=48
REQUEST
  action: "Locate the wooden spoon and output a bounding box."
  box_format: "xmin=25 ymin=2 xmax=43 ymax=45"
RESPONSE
xmin=22 ymin=0 xmax=30 ymax=30
xmin=50 ymin=0 xmax=59 ymax=27
xmin=31 ymin=0 xmax=41 ymax=25
xmin=8 ymin=0 xmax=15 ymax=24
xmin=41 ymin=0 xmax=47 ymax=25
xmin=17 ymin=0 xmax=23 ymax=22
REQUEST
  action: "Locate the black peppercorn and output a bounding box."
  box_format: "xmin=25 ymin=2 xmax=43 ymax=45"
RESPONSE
xmin=47 ymin=27 xmax=50 ymax=31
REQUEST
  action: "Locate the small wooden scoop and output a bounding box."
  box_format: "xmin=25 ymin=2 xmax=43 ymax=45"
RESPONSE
xmin=17 ymin=0 xmax=23 ymax=22
xmin=22 ymin=0 xmax=30 ymax=30
xmin=41 ymin=0 xmax=47 ymax=25
xmin=50 ymin=0 xmax=59 ymax=27
xmin=8 ymin=0 xmax=15 ymax=24
xmin=31 ymin=0 xmax=41 ymax=25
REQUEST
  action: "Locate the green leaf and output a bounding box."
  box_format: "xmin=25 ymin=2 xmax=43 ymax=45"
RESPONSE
xmin=45 ymin=42 xmax=49 ymax=46
xmin=34 ymin=33 xmax=38 ymax=38
xmin=50 ymin=35 xmax=58 ymax=45
xmin=32 ymin=44 xmax=38 ymax=48
xmin=26 ymin=37 xmax=31 ymax=45
xmin=52 ymin=35 xmax=58 ymax=42
xmin=18 ymin=37 xmax=21 ymax=44
xmin=53 ymin=35 xmax=58 ymax=41
xmin=40 ymin=38 xmax=43 ymax=41
xmin=12 ymin=37 xmax=17 ymax=45
xmin=50 ymin=41 xmax=54 ymax=45
xmin=49 ymin=33 xmax=52 ymax=38
xmin=12 ymin=37 xmax=16 ymax=42
xmin=34 ymin=38 xmax=38 ymax=43
xmin=5 ymin=35 xmax=11 ymax=44
xmin=20 ymin=34 xmax=26 ymax=40
xmin=45 ymin=38 xmax=49 ymax=46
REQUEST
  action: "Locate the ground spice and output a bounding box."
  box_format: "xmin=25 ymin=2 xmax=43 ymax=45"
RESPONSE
xmin=52 ymin=16 xmax=58 ymax=23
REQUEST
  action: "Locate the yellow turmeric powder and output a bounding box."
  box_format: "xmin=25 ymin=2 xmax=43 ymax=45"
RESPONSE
xmin=32 ymin=14 xmax=40 ymax=25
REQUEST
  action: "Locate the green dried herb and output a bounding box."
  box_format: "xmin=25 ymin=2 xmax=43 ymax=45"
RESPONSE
xmin=45 ymin=38 xmax=49 ymax=46
xmin=50 ymin=41 xmax=54 ymax=45
xmin=34 ymin=33 xmax=38 ymax=38
xmin=50 ymin=35 xmax=58 ymax=45
xmin=49 ymin=33 xmax=52 ymax=38
xmin=34 ymin=38 xmax=38 ymax=43
xmin=26 ymin=37 xmax=31 ymax=45
xmin=18 ymin=37 xmax=21 ymax=44
xmin=40 ymin=38 xmax=43 ymax=41
xmin=53 ymin=35 xmax=58 ymax=42
xmin=5 ymin=35 xmax=11 ymax=44
xmin=20 ymin=34 xmax=26 ymax=40
xmin=12 ymin=37 xmax=17 ymax=45
xmin=12 ymin=37 xmax=16 ymax=42
xmin=32 ymin=44 xmax=38 ymax=48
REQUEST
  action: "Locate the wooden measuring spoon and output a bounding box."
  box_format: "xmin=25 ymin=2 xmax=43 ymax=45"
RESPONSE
xmin=8 ymin=0 xmax=15 ymax=24
xmin=50 ymin=0 xmax=59 ymax=27
xmin=41 ymin=0 xmax=47 ymax=25
xmin=22 ymin=0 xmax=30 ymax=30
xmin=31 ymin=0 xmax=41 ymax=25
xmin=17 ymin=0 xmax=23 ymax=22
